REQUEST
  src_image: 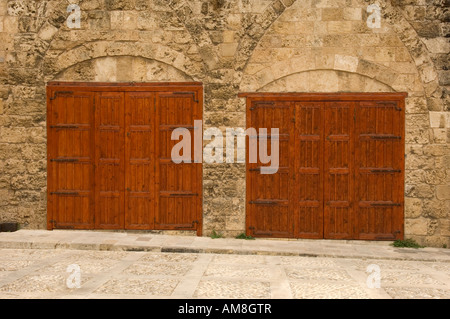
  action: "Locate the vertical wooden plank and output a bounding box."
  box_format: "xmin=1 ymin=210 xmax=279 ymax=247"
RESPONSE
xmin=354 ymin=100 xmax=404 ymax=240
xmin=247 ymin=100 xmax=292 ymax=238
xmin=294 ymin=101 xmax=323 ymax=239
xmin=94 ymin=92 xmax=125 ymax=229
xmin=124 ymin=92 xmax=155 ymax=229
xmin=155 ymin=89 xmax=202 ymax=233
xmin=47 ymin=90 xmax=94 ymax=229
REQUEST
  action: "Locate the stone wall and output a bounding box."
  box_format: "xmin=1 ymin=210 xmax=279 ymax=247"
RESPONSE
xmin=0 ymin=0 xmax=448 ymax=247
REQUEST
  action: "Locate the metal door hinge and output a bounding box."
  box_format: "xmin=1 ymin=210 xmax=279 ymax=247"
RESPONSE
xmin=49 ymin=219 xmax=57 ymax=228
xmin=49 ymin=91 xmax=73 ymax=101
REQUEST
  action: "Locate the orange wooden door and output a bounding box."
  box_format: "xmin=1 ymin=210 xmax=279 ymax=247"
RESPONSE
xmin=323 ymin=101 xmax=355 ymax=239
xmin=48 ymin=83 xmax=203 ymax=232
xmin=242 ymin=93 xmax=405 ymax=241
xmin=246 ymin=100 xmax=294 ymax=238
xmin=94 ymin=92 xmax=125 ymax=229
xmin=293 ymin=102 xmax=324 ymax=239
xmin=155 ymin=92 xmax=202 ymax=234
xmin=355 ymin=101 xmax=405 ymax=240
xmin=47 ymin=90 xmax=95 ymax=229
xmin=124 ymin=92 xmax=155 ymax=229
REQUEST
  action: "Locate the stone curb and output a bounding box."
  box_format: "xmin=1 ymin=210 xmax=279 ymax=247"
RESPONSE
xmin=1 ymin=237 xmax=449 ymax=263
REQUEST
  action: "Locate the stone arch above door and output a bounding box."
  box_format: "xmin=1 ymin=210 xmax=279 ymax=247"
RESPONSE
xmin=53 ymin=56 xmax=194 ymax=82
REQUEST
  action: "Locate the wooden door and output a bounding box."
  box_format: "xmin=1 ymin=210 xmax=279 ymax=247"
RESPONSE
xmin=47 ymin=90 xmax=95 ymax=229
xmin=47 ymin=83 xmax=203 ymax=233
xmin=94 ymin=92 xmax=125 ymax=229
xmin=323 ymin=101 xmax=355 ymax=239
xmin=293 ymin=102 xmax=324 ymax=239
xmin=355 ymin=101 xmax=405 ymax=240
xmin=124 ymin=92 xmax=155 ymax=229
xmin=155 ymin=92 xmax=202 ymax=234
xmin=246 ymin=100 xmax=294 ymax=238
xmin=241 ymin=93 xmax=405 ymax=241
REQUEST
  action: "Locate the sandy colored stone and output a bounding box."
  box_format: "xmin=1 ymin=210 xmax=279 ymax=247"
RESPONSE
xmin=0 ymin=0 xmax=448 ymax=247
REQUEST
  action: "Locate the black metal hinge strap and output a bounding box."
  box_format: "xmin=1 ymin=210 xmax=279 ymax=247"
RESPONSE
xmin=49 ymin=91 xmax=74 ymax=101
xmin=50 ymin=125 xmax=79 ymax=129
xmin=370 ymin=203 xmax=402 ymax=207
xmin=50 ymin=191 xmax=79 ymax=195
xmin=369 ymin=135 xmax=401 ymax=140
xmin=171 ymin=92 xmax=199 ymax=103
xmin=50 ymin=158 xmax=79 ymax=162
xmin=370 ymin=169 xmax=402 ymax=173
xmin=249 ymin=200 xmax=279 ymax=205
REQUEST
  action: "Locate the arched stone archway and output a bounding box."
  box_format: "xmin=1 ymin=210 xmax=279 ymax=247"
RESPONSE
xmin=43 ymin=41 xmax=202 ymax=82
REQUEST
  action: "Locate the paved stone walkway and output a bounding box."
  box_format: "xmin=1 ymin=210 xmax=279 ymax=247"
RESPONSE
xmin=0 ymin=230 xmax=449 ymax=299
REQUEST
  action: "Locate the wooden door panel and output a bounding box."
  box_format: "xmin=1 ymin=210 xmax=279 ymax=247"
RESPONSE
xmin=124 ymin=92 xmax=155 ymax=229
xmin=323 ymin=102 xmax=354 ymax=239
xmin=294 ymin=102 xmax=323 ymax=238
xmin=94 ymin=92 xmax=125 ymax=229
xmin=47 ymin=91 xmax=94 ymax=229
xmin=355 ymin=101 xmax=404 ymax=240
xmin=247 ymin=101 xmax=293 ymax=238
xmin=155 ymin=93 xmax=202 ymax=233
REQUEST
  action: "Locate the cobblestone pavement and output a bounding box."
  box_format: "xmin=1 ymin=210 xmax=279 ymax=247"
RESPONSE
xmin=0 ymin=248 xmax=449 ymax=299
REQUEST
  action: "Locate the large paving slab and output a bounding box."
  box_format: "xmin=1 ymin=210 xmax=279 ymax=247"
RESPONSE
xmin=0 ymin=248 xmax=449 ymax=299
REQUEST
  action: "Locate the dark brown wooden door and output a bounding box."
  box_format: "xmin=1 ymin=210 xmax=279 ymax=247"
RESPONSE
xmin=94 ymin=92 xmax=125 ymax=229
xmin=47 ymin=83 xmax=202 ymax=234
xmin=241 ymin=93 xmax=406 ymax=241
xmin=355 ymin=101 xmax=405 ymax=240
xmin=155 ymin=92 xmax=202 ymax=233
xmin=246 ymin=101 xmax=294 ymax=238
xmin=323 ymin=101 xmax=355 ymax=239
xmin=293 ymin=102 xmax=324 ymax=239
xmin=124 ymin=92 xmax=156 ymax=229
xmin=47 ymin=91 xmax=95 ymax=229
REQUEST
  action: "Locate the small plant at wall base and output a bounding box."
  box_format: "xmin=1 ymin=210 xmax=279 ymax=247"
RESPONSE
xmin=235 ymin=233 xmax=255 ymax=240
xmin=392 ymin=238 xmax=424 ymax=248
xmin=210 ymin=229 xmax=224 ymax=239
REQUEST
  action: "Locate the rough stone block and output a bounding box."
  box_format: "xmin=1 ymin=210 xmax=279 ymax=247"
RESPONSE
xmin=375 ymin=47 xmax=396 ymax=62
xmin=422 ymin=38 xmax=450 ymax=54
xmin=309 ymin=70 xmax=339 ymax=92
xmin=422 ymin=199 xmax=448 ymax=219
xmin=94 ymin=57 xmax=117 ymax=81
xmin=343 ymin=8 xmax=362 ymax=21
xmin=219 ymin=43 xmax=238 ymax=58
xmin=327 ymin=21 xmax=352 ymax=33
xmin=321 ymin=8 xmax=343 ymax=21
xmin=436 ymin=185 xmax=450 ymax=200
xmin=3 ymin=16 xmax=18 ymax=33
xmin=431 ymin=128 xmax=447 ymax=144
xmin=429 ymin=112 xmax=446 ymax=128
xmin=334 ymin=54 xmax=358 ymax=72
xmin=438 ymin=70 xmax=450 ymax=86
xmin=280 ymin=0 xmax=295 ymax=7
xmin=440 ymin=219 xmax=450 ymax=236
xmin=405 ymin=97 xmax=428 ymax=114
xmin=404 ymin=197 xmax=423 ymax=218
xmin=405 ymin=218 xmax=428 ymax=236
xmin=405 ymin=183 xmax=435 ymax=199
